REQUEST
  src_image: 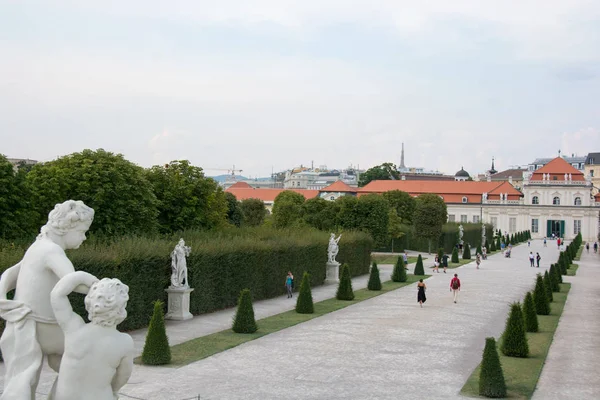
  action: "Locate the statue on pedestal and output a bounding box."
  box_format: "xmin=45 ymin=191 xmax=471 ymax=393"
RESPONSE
xmin=458 ymin=224 xmax=464 ymax=244
xmin=170 ymin=238 xmax=191 ymax=289
xmin=327 ymin=233 xmax=342 ymax=264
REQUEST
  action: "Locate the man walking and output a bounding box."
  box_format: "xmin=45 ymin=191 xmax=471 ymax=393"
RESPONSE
xmin=529 ymin=252 xmax=535 ymax=267
xmin=403 ymin=251 xmax=409 ymax=270
xmin=450 ymin=273 xmax=461 ymax=303
xmin=442 ymin=252 xmax=449 ymax=273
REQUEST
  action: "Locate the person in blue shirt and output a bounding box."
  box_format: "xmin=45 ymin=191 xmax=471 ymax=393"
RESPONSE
xmin=285 ymin=271 xmax=294 ymax=298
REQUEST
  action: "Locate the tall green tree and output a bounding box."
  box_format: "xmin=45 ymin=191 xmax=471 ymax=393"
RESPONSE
xmin=0 ymin=154 xmax=36 ymax=239
xmin=272 ymin=190 xmax=306 ymax=228
xmin=354 ymin=194 xmax=390 ymax=246
xmin=358 ymin=162 xmax=400 ymax=187
xmin=301 ymin=197 xmax=336 ymax=231
xmin=240 ymin=198 xmax=268 ymax=227
xmin=224 ymin=192 xmax=243 ymax=227
xmin=26 ymin=149 xmax=159 ymax=235
xmin=382 ymin=190 xmax=416 ymax=224
xmin=387 ymin=209 xmax=405 ymax=253
xmin=413 ymin=194 xmax=448 ymax=253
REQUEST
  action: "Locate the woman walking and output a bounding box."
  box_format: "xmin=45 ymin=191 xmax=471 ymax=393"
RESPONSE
xmin=285 ymin=271 xmax=294 ymax=298
xmin=536 ymin=252 xmax=541 ymax=268
xmin=417 ymin=279 xmax=427 ymax=307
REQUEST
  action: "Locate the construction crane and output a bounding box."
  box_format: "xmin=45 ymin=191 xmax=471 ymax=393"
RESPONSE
xmin=204 ymin=165 xmax=243 ymax=179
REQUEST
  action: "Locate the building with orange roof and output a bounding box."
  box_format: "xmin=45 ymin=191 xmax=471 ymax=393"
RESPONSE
xmin=225 ymin=187 xmax=319 ymax=213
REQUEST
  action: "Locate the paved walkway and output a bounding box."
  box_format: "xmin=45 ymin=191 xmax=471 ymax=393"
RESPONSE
xmin=532 ymin=247 xmax=600 ymax=400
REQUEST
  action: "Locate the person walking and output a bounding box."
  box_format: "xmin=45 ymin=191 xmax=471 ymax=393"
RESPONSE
xmin=450 ymin=274 xmax=461 ymax=303
xmin=536 ymin=252 xmax=541 ymax=268
xmin=434 ymin=255 xmax=440 ymax=273
xmin=594 ymin=242 xmax=598 ymax=253
xmin=543 ymin=237 xmax=547 ymax=247
xmin=586 ymin=243 xmax=590 ymax=253
xmin=442 ymin=252 xmax=449 ymax=273
xmin=285 ymin=271 xmax=294 ymax=298
xmin=417 ymin=279 xmax=427 ymax=308
xmin=476 ymin=253 xmax=481 ymax=269
xmin=403 ymin=251 xmax=409 ymax=270
xmin=529 ymin=252 xmax=535 ymax=267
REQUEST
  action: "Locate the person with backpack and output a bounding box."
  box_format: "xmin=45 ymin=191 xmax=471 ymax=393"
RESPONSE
xmin=450 ymin=274 xmax=461 ymax=303
xmin=285 ymin=271 xmax=294 ymax=298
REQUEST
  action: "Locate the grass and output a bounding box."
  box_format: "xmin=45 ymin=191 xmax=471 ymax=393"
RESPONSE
xmin=567 ymin=263 xmax=579 ymax=276
xmin=136 ymin=274 xmax=429 ymax=366
xmin=461 ymin=283 xmax=571 ymax=399
xmin=429 ymin=257 xmax=475 ymax=270
xmin=370 ymin=254 xmax=420 ymax=264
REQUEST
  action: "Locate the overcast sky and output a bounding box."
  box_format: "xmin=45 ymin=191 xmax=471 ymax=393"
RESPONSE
xmin=1 ymin=1 xmax=599 ymax=178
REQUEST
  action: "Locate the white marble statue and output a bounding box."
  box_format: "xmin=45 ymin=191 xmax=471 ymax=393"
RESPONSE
xmin=564 ymin=173 xmax=568 ymax=181
xmin=0 ymin=200 xmax=94 ymax=399
xmin=482 ymin=223 xmax=486 ymax=242
xmin=569 ymin=173 xmax=572 ymax=181
xmin=458 ymin=224 xmax=464 ymax=244
xmin=482 ymin=192 xmax=488 ymax=201
xmin=170 ymin=238 xmax=191 ymax=288
xmin=327 ymin=233 xmax=342 ymax=264
xmin=50 ymin=271 xmax=134 ymax=400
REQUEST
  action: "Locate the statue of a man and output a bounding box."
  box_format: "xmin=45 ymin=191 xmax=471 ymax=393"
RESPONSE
xmin=0 ymin=200 xmax=95 ymax=399
xmin=458 ymin=224 xmax=464 ymax=243
xmin=170 ymin=238 xmax=191 ymax=288
xmin=50 ymin=271 xmax=134 ymax=400
xmin=327 ymin=233 xmax=342 ymax=264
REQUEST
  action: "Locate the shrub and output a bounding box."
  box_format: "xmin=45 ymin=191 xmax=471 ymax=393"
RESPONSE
xmin=489 ymin=240 xmax=496 ymax=252
xmin=391 ymin=256 xmax=407 ymax=282
xmin=500 ymin=302 xmax=529 ymax=358
xmin=367 ymin=261 xmax=382 ymax=291
xmin=232 ymin=289 xmax=258 ymax=333
xmin=414 ymin=254 xmax=425 ymax=275
xmin=451 ymin=247 xmax=459 ymax=263
xmin=550 ymin=263 xmax=562 ymax=287
xmin=533 ymin=274 xmax=551 ymax=315
xmin=141 ymin=301 xmax=171 ymax=365
xmin=559 ymin=256 xmax=567 ymax=275
xmin=295 ymin=272 xmax=314 ymax=314
xmin=543 ymin=271 xmax=553 ymax=303
xmin=336 ymin=264 xmax=355 ymax=300
xmin=479 ymin=337 xmax=507 ymax=398
xmin=437 ymin=248 xmax=444 ymax=263
xmin=523 ymin=291 xmax=538 ymax=333
xmin=463 ymin=243 xmax=472 ymax=260
xmin=495 ymin=237 xmax=501 ymax=251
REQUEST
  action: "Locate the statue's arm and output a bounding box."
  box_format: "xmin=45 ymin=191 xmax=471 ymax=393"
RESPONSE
xmin=0 ymin=262 xmax=21 ymax=299
xmin=51 ymin=271 xmax=97 ymax=332
xmin=112 ymin=340 xmax=134 ymax=395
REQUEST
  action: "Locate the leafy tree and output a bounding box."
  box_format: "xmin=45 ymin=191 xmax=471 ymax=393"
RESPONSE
xmin=523 ymin=291 xmax=538 ymax=333
xmin=295 ymin=272 xmax=314 ymax=314
xmin=358 ymin=162 xmax=400 ymax=187
xmin=240 ymin=198 xmax=267 ymax=227
xmin=0 ymin=154 xmax=36 ymax=239
xmin=26 ymin=149 xmax=159 ymax=236
xmin=391 ymin=255 xmax=407 ymax=282
xmin=543 ymin=271 xmax=553 ymax=303
xmin=141 ymin=301 xmax=171 ymax=365
xmin=451 ymin=247 xmax=459 ymax=263
xmin=533 ymin=274 xmax=551 ymax=315
xmin=414 ymin=254 xmax=425 ymax=275
xmin=463 ymin=242 xmax=472 ymax=259
xmin=272 ymin=190 xmax=306 ymax=228
xmin=301 ymin=197 xmax=336 ymax=231
xmin=232 ymin=289 xmax=258 ymax=333
xmin=336 ymin=264 xmax=355 ymax=300
xmin=367 ymin=261 xmax=382 ymax=291
xmin=334 ymin=195 xmax=359 ymax=229
xmin=382 ymin=190 xmax=416 ymax=224
xmin=146 ymin=160 xmax=227 ymax=233
xmin=500 ymin=302 xmax=529 ymax=358
xmin=354 ymin=194 xmax=390 ymax=246
xmin=479 ymin=337 xmax=507 ymax=398
xmin=387 ymin=209 xmax=405 ymax=253
xmin=413 ymin=194 xmax=448 ymax=253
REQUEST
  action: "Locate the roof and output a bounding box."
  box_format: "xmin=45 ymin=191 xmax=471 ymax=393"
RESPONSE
xmin=586 ymin=153 xmax=600 ymax=165
xmin=531 ymin=156 xmax=586 ymax=165
xmin=491 ymin=168 xmax=527 ymax=180
xmin=455 ymin=167 xmax=470 ymax=177
xmin=530 ymin=157 xmax=585 ymax=181
xmin=225 ymin=188 xmax=320 ymax=203
xmin=321 ymin=180 xmax=357 ymax=193
xmin=228 ymin=181 xmax=253 ymax=189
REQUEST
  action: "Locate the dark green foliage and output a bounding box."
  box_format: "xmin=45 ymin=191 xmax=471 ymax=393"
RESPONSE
xmin=413 ymin=194 xmax=448 ymax=252
xmin=272 ymin=190 xmax=306 ymax=228
xmin=232 ymin=289 xmax=258 ymax=333
xmin=413 ymin=254 xmax=425 ymax=275
xmin=437 ymin=248 xmax=444 ymax=263
xmin=451 ymin=247 xmax=459 ymax=263
xmin=336 ymin=263 xmax=355 ymax=300
xmin=550 ymin=263 xmax=562 ymax=286
xmin=490 ymin=240 xmax=496 ymax=252
xmin=240 ymin=198 xmax=268 ymax=227
xmin=479 ymin=337 xmax=507 ymax=398
xmin=543 ymin=271 xmax=553 ymax=303
xmin=484 ymin=239 xmax=489 ymax=252
xmin=382 ymin=190 xmax=416 ymax=224
xmin=559 ymin=256 xmax=567 ymax=275
xmin=141 ymin=301 xmax=171 ymax=365
xmin=367 ymin=261 xmax=382 ymax=291
xmin=495 ymin=237 xmax=501 ymax=251
xmin=0 ymin=154 xmax=37 ymax=239
xmin=391 ymin=256 xmax=407 ymax=282
xmin=358 ymin=162 xmax=400 ymax=186
xmin=463 ymin=242 xmax=472 ymax=259
xmin=353 ymin=194 xmax=391 ymax=246
xmin=500 ymin=302 xmax=529 ymax=358
xmin=523 ymin=292 xmax=538 ymax=333
xmin=225 ymin=192 xmax=244 ymax=227
xmin=301 ymin=197 xmax=336 ymax=231
xmin=295 ymin=272 xmax=314 ymax=314
xmin=533 ymin=274 xmax=551 ymax=315
xmin=476 ymin=244 xmax=483 ymax=256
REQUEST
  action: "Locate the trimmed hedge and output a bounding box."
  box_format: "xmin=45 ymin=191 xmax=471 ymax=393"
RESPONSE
xmin=414 ymin=254 xmax=425 ymax=276
xmin=367 ymin=262 xmax=382 ymax=291
xmin=523 ymin=291 xmax=538 ymax=333
xmin=141 ymin=300 xmax=171 ymax=365
xmin=479 ymin=337 xmax=507 ymax=398
xmin=391 ymin=256 xmax=407 ymax=282
xmin=501 ymin=302 xmax=529 ymax=358
xmin=533 ymin=274 xmax=551 ymax=316
xmin=295 ymin=272 xmax=314 ymax=314
xmin=543 ymin=271 xmax=553 ymax=303
xmin=232 ymin=289 xmax=257 ymax=333
xmin=336 ymin=264 xmax=355 ymax=300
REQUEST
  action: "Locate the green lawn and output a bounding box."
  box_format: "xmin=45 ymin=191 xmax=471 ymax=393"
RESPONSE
xmin=370 ymin=254 xmax=420 ymax=265
xmin=428 ymin=257 xmax=475 ymax=270
xmin=137 ymin=274 xmax=429 ymax=367
xmin=567 ymin=263 xmax=579 ymax=276
xmin=461 ymin=283 xmax=571 ymax=399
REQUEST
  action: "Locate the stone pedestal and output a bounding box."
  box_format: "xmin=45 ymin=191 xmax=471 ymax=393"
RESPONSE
xmin=165 ymin=287 xmax=194 ymax=321
xmin=325 ymin=262 xmax=340 ymax=284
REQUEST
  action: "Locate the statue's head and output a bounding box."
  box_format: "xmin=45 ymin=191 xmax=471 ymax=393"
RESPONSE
xmin=39 ymin=200 xmax=94 ymax=248
xmin=85 ymin=278 xmax=129 ymax=328
xmin=178 ymin=238 xmax=185 ymax=246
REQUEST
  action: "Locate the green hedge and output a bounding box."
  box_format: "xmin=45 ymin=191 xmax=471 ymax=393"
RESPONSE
xmin=0 ymin=227 xmax=372 ymax=332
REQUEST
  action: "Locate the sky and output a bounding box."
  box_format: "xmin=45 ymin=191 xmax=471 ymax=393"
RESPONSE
xmin=1 ymin=0 xmax=599 ymax=178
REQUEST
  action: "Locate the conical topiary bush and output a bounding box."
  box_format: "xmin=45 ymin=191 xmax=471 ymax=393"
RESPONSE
xmin=232 ymin=289 xmax=258 ymax=333
xmin=391 ymin=256 xmax=407 ymax=282
xmin=463 ymin=243 xmax=472 ymax=259
xmin=414 ymin=254 xmax=425 ymax=275
xmin=533 ymin=274 xmax=551 ymax=315
xmin=500 ymin=302 xmax=529 ymax=358
xmin=141 ymin=300 xmax=171 ymax=365
xmin=451 ymin=247 xmax=459 ymax=263
xmin=523 ymin=291 xmax=538 ymax=333
xmin=336 ymin=263 xmax=355 ymax=300
xmin=367 ymin=261 xmax=382 ymax=291
xmin=490 ymin=240 xmax=496 ymax=252
xmin=496 ymin=237 xmax=501 ymax=251
xmin=543 ymin=270 xmax=553 ymax=303
xmin=295 ymin=271 xmax=314 ymax=314
xmin=551 ymin=263 xmax=562 ymax=286
xmin=479 ymin=337 xmax=507 ymax=398
xmin=476 ymin=244 xmax=483 ymax=257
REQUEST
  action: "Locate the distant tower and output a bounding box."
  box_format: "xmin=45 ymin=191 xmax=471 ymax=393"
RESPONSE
xmin=489 ymin=157 xmax=497 ymax=175
xmin=400 ymin=142 xmax=406 ymax=169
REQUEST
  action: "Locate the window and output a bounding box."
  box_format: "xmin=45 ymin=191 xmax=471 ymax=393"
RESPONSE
xmin=553 ymin=196 xmax=560 ymax=205
xmin=532 ymin=218 xmax=539 ymax=233
xmin=462 ymin=197 xmax=468 ymax=203
xmin=330 ymin=196 xmax=335 ymax=201
xmin=448 ymin=214 xmax=455 ymax=222
xmin=491 ymin=217 xmax=498 ymax=228
xmin=574 ymin=220 xmax=581 ymax=235
xmin=461 ymin=215 xmax=467 ymax=223
xmin=473 ymin=215 xmax=480 ymax=223
xmin=574 ymin=197 xmax=582 ymax=206
xmin=509 ymin=217 xmax=516 ymax=233
xmin=532 ymin=196 xmax=539 ymax=205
